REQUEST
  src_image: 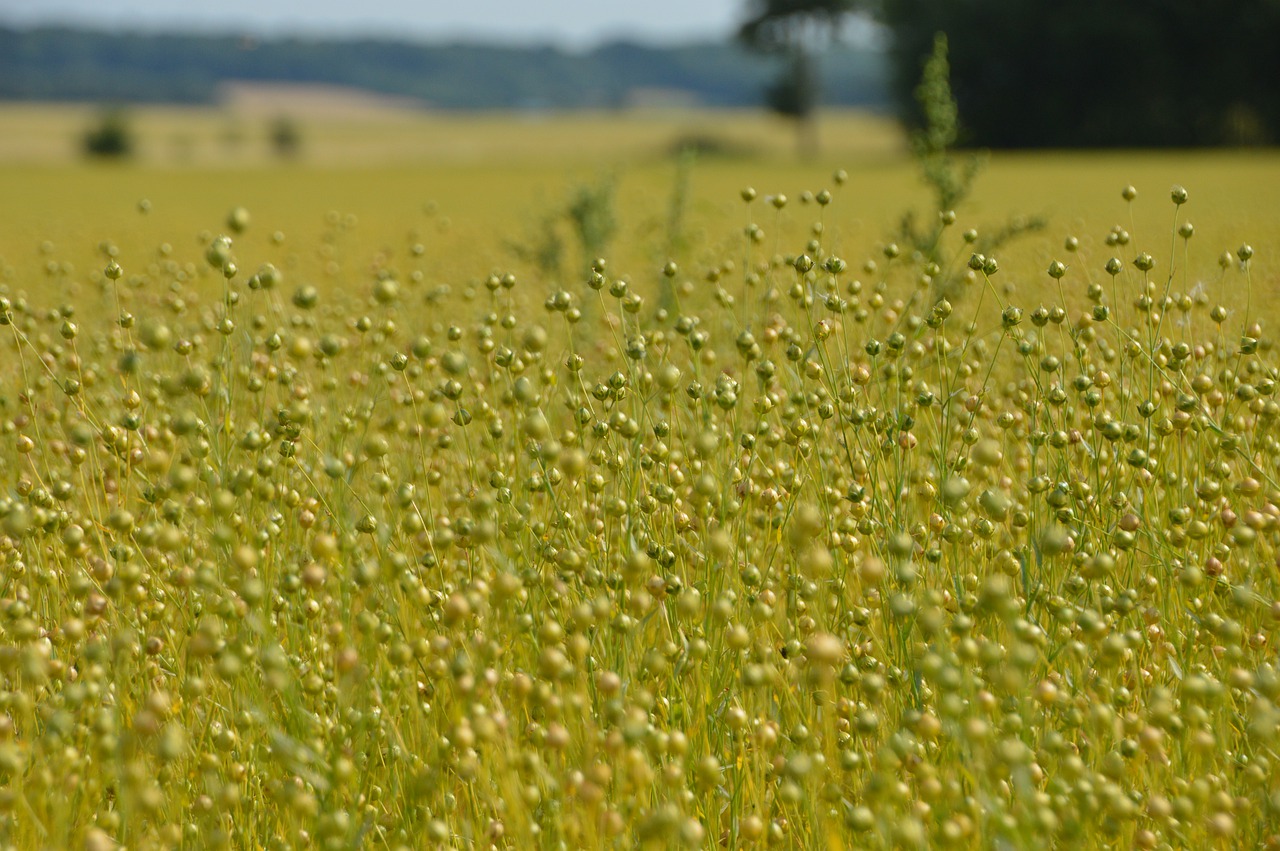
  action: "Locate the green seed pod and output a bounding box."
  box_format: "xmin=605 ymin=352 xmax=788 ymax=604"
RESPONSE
xmin=292 ymin=285 xmax=319 ymax=310
xmin=372 ymin=278 xmax=399 ymax=304
xmin=940 ymin=476 xmax=971 ymax=506
xmin=226 ymin=206 xmax=251 ymax=233
xmin=977 ymin=488 xmax=1011 ymax=521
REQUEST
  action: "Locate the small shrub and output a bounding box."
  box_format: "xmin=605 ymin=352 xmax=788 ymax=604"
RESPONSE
xmin=81 ymin=108 xmax=134 ymax=159
xmin=270 ymin=115 xmax=302 ymax=159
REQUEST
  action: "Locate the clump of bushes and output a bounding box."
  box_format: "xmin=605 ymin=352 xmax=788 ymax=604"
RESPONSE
xmin=81 ymin=108 xmax=135 ymax=159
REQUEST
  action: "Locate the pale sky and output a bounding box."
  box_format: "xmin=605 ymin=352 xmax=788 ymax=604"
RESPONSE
xmin=0 ymin=0 xmax=755 ymax=46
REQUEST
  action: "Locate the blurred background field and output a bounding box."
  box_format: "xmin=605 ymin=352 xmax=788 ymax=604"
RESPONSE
xmin=2 ymin=99 xmax=1277 ymax=304
xmin=0 ymin=99 xmax=900 ymax=167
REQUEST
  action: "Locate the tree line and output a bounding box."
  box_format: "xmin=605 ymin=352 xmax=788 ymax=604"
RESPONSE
xmin=0 ymin=26 xmax=888 ymax=112
xmin=12 ymin=1 xmax=1277 ymax=150
xmin=741 ymin=0 xmax=1280 ymax=147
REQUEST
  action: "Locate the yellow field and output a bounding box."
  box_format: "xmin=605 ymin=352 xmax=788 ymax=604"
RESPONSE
xmin=3 ymin=102 xmax=1280 ymax=849
xmin=2 ymin=102 xmax=1278 ymax=298
xmin=0 ymin=100 xmax=901 ymax=167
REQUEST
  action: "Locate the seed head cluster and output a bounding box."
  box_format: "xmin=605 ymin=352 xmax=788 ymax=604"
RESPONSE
xmin=0 ymin=181 xmax=1276 ymax=849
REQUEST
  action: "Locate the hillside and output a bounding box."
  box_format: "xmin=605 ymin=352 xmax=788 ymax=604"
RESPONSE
xmin=0 ymin=26 xmax=889 ymax=110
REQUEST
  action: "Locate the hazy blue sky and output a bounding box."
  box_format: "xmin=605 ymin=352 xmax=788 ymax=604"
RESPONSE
xmin=0 ymin=0 xmax=754 ymax=46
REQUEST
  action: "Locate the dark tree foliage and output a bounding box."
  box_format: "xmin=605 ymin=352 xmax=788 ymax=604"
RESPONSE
xmin=766 ymin=51 xmax=819 ymax=120
xmin=269 ymin=116 xmax=301 ymax=160
xmin=739 ymin=0 xmax=863 ymax=51
xmin=879 ymin=0 xmax=1280 ymax=147
xmin=738 ymin=0 xmax=865 ymax=155
xmin=81 ymin=109 xmax=134 ymax=158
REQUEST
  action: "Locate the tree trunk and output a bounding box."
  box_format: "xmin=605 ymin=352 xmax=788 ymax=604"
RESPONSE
xmin=796 ymin=110 xmax=820 ymax=160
